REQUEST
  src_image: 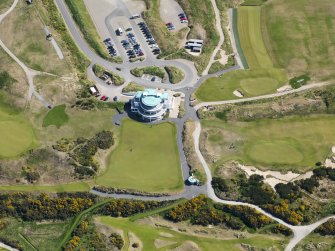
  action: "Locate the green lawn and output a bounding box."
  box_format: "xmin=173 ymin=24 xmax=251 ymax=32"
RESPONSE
xmin=0 ymin=103 xmax=37 ymax=159
xmin=96 ymin=216 xmax=286 ymax=251
xmin=195 ymin=68 xmax=286 ymax=101
xmin=262 ymin=0 xmax=335 ymax=80
xmin=238 ymin=6 xmax=273 ymax=68
xmin=0 ymin=182 xmax=90 ymax=192
xmin=202 ymin=115 xmax=335 ymax=172
xmin=196 ymin=6 xmax=287 ymax=102
xmin=96 ymin=119 xmax=183 ymax=193
xmin=43 ymin=104 xmax=69 ymax=128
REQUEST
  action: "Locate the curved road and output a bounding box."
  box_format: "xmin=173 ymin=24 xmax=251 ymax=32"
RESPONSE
xmin=1 ymin=0 xmax=335 ymax=250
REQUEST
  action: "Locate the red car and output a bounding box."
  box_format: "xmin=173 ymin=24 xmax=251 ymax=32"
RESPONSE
xmin=100 ymin=95 xmax=106 ymax=100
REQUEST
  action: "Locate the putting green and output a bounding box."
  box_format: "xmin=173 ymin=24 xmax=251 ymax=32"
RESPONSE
xmin=240 ymin=77 xmax=279 ymax=95
xmin=246 ymin=141 xmax=304 ymax=165
xmin=96 ymin=119 xmax=183 ymax=193
xmin=0 ymin=121 xmax=34 ymax=158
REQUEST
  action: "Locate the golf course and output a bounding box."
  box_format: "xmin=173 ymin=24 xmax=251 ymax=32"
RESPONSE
xmin=202 ymin=115 xmax=335 ymax=172
xmin=262 ymin=0 xmax=335 ymax=81
xmin=0 ymin=103 xmax=37 ymax=159
xmin=196 ymin=5 xmax=287 ymax=102
xmin=96 ymin=119 xmax=183 ymax=193
xmin=96 ymin=216 xmax=286 ymax=251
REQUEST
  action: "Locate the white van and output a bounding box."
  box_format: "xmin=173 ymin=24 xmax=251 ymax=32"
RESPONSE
xmin=130 ymin=14 xmax=140 ymax=19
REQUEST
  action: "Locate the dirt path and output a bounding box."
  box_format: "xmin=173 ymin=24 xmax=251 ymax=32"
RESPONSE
xmin=202 ymin=0 xmax=225 ymax=75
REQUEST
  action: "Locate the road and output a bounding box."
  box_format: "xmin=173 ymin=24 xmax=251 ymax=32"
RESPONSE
xmin=1 ymin=0 xmax=335 ymax=250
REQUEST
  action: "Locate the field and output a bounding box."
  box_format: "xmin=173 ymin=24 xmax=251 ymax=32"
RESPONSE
xmin=0 ymin=0 xmax=69 ymax=74
xmin=196 ymin=6 xmax=287 ymax=102
xmin=0 ymin=218 xmax=69 ymax=251
xmin=294 ymin=233 xmax=335 ymax=251
xmin=195 ymin=68 xmax=287 ymax=101
xmin=202 ymin=115 xmax=335 ymax=172
xmin=97 ymin=216 xmax=286 ymax=251
xmin=96 ymin=119 xmax=183 ymax=193
xmin=0 ymin=103 xmax=37 ymax=159
xmin=262 ymin=0 xmax=335 ymax=80
xmin=43 ymin=104 xmax=69 ymax=128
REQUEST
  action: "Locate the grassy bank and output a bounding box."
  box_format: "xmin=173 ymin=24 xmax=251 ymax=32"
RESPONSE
xmin=96 ymin=119 xmax=183 ymax=193
xmin=43 ymin=104 xmax=69 ymax=128
xmin=64 ymin=0 xmax=120 ymax=63
xmin=202 ymin=114 xmax=335 ymax=172
xmin=164 ymin=66 xmax=185 ymax=84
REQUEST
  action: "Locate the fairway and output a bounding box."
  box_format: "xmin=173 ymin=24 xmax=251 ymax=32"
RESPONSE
xmin=97 ymin=216 xmax=286 ymax=251
xmin=202 ymin=115 xmax=335 ymax=172
xmin=43 ymin=104 xmax=69 ymax=128
xmin=237 ymin=6 xmax=273 ymax=68
xmin=0 ymin=106 xmax=37 ymax=158
xmin=96 ymin=119 xmax=183 ymax=193
xmin=195 ymin=68 xmax=286 ymax=101
xmin=262 ymin=0 xmax=335 ymax=80
xmin=196 ymin=5 xmax=288 ymax=102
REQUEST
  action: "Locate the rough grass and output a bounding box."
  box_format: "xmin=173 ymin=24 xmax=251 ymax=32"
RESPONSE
xmin=0 ymin=182 xmax=90 ymax=192
xmin=262 ymin=0 xmax=335 ymax=80
xmin=0 ymin=0 xmax=69 ymax=74
xmin=131 ymin=66 xmax=166 ymax=79
xmin=96 ymin=119 xmax=183 ymax=193
xmin=164 ymin=66 xmax=185 ymax=84
xmin=97 ymin=216 xmax=286 ymax=251
xmin=0 ymin=103 xmax=37 ymax=159
xmin=122 ymin=82 xmax=145 ymax=93
xmin=195 ymin=68 xmax=287 ymax=101
xmin=202 ymin=115 xmax=335 ymax=172
xmin=0 ymin=0 xmax=13 ymax=14
xmin=0 ymin=218 xmax=70 ymax=251
xmin=43 ymin=104 xmax=69 ymax=128
xmin=64 ymin=0 xmax=115 ymax=62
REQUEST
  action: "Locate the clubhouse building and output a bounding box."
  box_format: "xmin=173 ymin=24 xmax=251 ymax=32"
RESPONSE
xmin=130 ymin=89 xmax=173 ymax=122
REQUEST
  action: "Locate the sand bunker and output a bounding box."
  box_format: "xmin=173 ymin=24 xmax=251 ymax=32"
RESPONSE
xmin=159 ymin=232 xmax=174 ymax=238
xmin=233 ymin=90 xmax=244 ymax=98
xmin=168 ymin=241 xmax=201 ymax=251
xmin=154 ymin=239 xmax=177 ymax=249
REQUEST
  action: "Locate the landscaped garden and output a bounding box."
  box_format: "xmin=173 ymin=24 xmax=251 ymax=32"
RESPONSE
xmin=96 ymin=119 xmax=183 ymax=193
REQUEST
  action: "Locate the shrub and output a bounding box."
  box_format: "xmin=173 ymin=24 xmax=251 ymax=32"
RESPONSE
xmin=275 ymin=183 xmax=301 ymax=202
xmin=297 ymin=177 xmax=319 ymax=193
xmin=211 ymin=177 xmax=229 ymax=192
xmin=316 ymin=219 xmax=335 ymax=236
xmin=109 ymin=233 xmax=124 ymax=250
xmin=0 ymin=71 xmax=15 ymax=89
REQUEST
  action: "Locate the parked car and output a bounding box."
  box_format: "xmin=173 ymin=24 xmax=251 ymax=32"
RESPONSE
xmin=126 ymin=27 xmax=133 ymax=32
xmin=100 ymin=95 xmax=106 ymax=101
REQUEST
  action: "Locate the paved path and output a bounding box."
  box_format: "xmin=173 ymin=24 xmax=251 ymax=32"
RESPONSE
xmin=202 ymin=0 xmax=225 ymax=75
xmin=0 ymin=243 xmax=20 ymax=251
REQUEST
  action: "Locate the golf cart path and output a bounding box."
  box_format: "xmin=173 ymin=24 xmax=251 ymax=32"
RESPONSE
xmin=202 ymin=0 xmax=225 ymax=76
xmin=43 ymin=27 xmax=64 ymax=60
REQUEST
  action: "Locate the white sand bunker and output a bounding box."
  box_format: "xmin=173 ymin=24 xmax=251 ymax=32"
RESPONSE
xmin=168 ymin=241 xmax=201 ymax=251
xmin=233 ymin=90 xmax=244 ymax=98
xmin=159 ymin=232 xmax=174 ymax=238
xmin=154 ymin=239 xmax=177 ymax=249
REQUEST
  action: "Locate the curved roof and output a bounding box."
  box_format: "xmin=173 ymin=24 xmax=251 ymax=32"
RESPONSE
xmin=142 ymin=96 xmax=161 ymax=107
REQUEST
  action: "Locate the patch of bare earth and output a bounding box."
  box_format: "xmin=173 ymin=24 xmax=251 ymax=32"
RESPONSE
xmin=129 ymin=231 xmax=143 ymax=251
